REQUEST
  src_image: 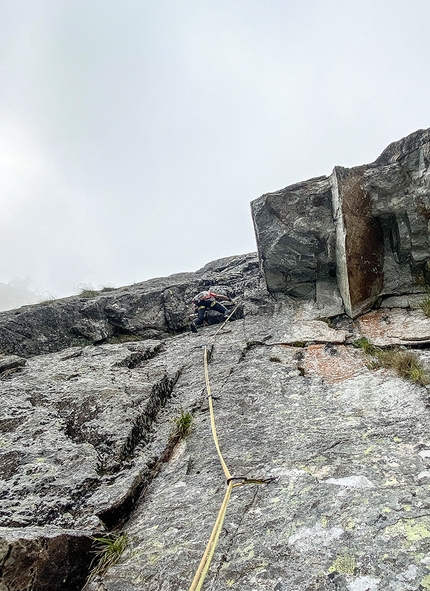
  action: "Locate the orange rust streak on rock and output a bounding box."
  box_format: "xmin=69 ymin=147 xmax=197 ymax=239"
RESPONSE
xmin=357 ymin=310 xmax=393 ymax=344
xmin=303 ymin=344 xmax=367 ymax=384
xmin=358 ymin=309 xmax=430 ymax=346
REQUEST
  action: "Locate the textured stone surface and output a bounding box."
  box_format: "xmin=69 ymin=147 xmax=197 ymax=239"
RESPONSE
xmin=331 ymin=165 xmax=384 ymax=317
xmin=302 ymin=344 xmax=367 ymax=384
xmin=2 ymin=278 xmax=430 ymax=589
xmin=0 ymin=340 xmax=182 ymax=530
xmin=0 ymin=254 xmax=258 ymax=358
xmin=363 ymin=128 xmax=430 ymax=295
xmin=251 ymin=176 xmax=337 ymax=300
xmin=0 ymin=527 xmax=93 ymax=591
xmin=358 ymin=308 xmax=430 ymax=346
xmin=0 ymin=355 xmax=26 ymax=374
xmin=251 ymin=128 xmax=430 ymax=318
xmin=1 ymin=132 xmax=430 ymax=588
xmin=88 ymin=322 xmax=430 ymax=591
xmin=380 ymin=294 xmax=425 ymax=309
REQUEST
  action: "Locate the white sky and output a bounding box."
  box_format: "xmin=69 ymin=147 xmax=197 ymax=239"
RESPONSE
xmin=1 ymin=0 xmax=429 ymax=304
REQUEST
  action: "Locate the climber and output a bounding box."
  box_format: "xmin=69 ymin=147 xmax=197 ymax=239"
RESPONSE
xmin=190 ymin=290 xmax=232 ymax=333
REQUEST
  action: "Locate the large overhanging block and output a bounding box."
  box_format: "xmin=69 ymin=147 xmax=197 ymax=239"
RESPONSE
xmin=251 ymin=176 xmax=336 ymax=299
xmin=251 ymin=128 xmax=430 ymax=318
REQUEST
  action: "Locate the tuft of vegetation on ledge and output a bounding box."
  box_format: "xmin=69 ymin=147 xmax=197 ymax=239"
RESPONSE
xmin=170 ymin=409 xmax=193 ymax=441
xmin=420 ymin=291 xmax=430 ymax=317
xmin=77 ymin=284 xmax=118 ymax=299
xmin=86 ymin=533 xmax=128 ymax=585
xmin=353 ymin=337 xmax=429 ymax=386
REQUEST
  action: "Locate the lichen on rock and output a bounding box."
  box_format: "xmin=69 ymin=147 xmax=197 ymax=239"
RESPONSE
xmin=2 ymin=129 xmax=430 ymax=590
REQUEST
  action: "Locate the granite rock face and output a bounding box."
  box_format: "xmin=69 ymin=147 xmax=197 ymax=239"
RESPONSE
xmin=0 ymin=527 xmax=94 ymax=591
xmin=251 ymin=176 xmax=336 ymax=300
xmin=1 ymin=250 xmax=430 ymax=590
xmin=251 ymin=128 xmax=430 ymax=317
xmin=364 ymin=129 xmax=430 ymax=294
xmin=2 ymin=129 xmax=430 ymax=590
xmin=0 ymin=253 xmax=258 ymax=358
xmin=83 ymin=300 xmax=430 ymax=591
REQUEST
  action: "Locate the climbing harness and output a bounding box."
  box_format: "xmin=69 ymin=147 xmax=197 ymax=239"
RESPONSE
xmin=188 ymin=307 xmax=275 ymax=591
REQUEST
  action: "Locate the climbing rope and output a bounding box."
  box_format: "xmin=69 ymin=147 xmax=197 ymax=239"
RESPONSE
xmin=188 ymin=311 xmax=275 ymax=591
xmin=188 ymin=479 xmax=233 ymax=591
xmin=203 ymin=345 xmax=231 ymax=480
xmin=212 ymin=302 xmax=240 ymax=338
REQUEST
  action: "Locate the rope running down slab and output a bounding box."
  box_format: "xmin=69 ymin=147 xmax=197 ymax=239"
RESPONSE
xmin=188 ymin=312 xmax=274 ymax=591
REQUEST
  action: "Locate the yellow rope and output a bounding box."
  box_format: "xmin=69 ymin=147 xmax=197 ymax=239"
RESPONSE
xmin=188 ymin=307 xmax=272 ymax=591
xmin=212 ymin=303 xmax=240 ymax=338
xmin=188 ymin=480 xmax=233 ymax=591
xmin=188 ymin=347 xmax=233 ymax=591
xmin=203 ymin=346 xmax=231 ymax=480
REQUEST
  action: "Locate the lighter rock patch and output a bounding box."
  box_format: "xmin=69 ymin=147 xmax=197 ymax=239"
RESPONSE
xmin=348 ymin=576 xmax=380 ymax=591
xmin=396 ymin=564 xmax=418 ymax=581
xmin=324 ymin=475 xmax=375 ymax=488
xmin=288 ymin=523 xmax=343 ymax=552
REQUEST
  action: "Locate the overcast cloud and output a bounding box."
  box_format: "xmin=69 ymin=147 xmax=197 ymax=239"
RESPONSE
xmin=1 ymin=0 xmax=429 ymax=309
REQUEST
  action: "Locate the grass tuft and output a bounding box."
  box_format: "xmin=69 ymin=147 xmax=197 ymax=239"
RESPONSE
xmin=420 ymin=294 xmax=430 ymax=317
xmin=76 ymin=283 xmax=100 ymax=298
xmin=171 ymin=409 xmax=193 ymax=440
xmin=409 ymin=364 xmax=429 ymax=386
xmin=77 ymin=283 xmax=117 ymax=299
xmin=368 ymin=348 xmax=429 ymax=386
xmin=353 ymin=337 xmax=380 ymax=356
xmin=354 ymin=337 xmax=429 ymax=385
xmin=87 ymin=533 xmax=128 ymax=582
xmin=375 ymin=350 xmax=429 ymax=385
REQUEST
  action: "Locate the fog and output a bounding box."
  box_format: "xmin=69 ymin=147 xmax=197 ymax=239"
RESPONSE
xmin=1 ymin=0 xmax=429 ymax=310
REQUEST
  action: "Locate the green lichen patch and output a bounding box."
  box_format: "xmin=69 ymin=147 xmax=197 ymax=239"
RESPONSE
xmin=386 ymin=518 xmax=430 ymax=542
xmin=404 ymin=521 xmax=430 ymax=541
xmin=328 ymin=554 xmax=356 ymax=575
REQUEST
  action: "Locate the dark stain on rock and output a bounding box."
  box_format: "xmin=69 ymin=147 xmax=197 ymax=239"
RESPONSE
xmin=336 ymin=166 xmax=385 ymax=316
xmin=0 ymin=417 xmax=24 ymax=434
xmin=0 ymin=451 xmax=24 ymax=480
xmin=0 ymin=532 xmax=95 ymax=591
